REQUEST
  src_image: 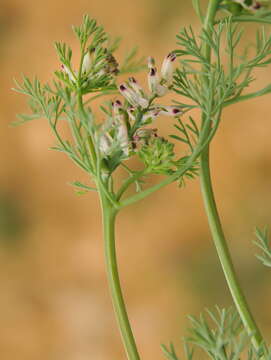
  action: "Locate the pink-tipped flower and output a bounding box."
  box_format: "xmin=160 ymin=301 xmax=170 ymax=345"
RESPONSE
xmin=233 ymin=0 xmax=261 ymax=10
xmin=148 ymin=67 xmax=159 ymax=93
xmin=82 ymin=51 xmax=92 ymax=74
xmin=112 ymin=100 xmax=122 ymax=119
xmin=141 ymin=109 xmax=161 ymax=125
xmin=61 ymin=64 xmax=76 ymax=82
xmin=159 ymin=106 xmax=183 ymax=117
xmin=119 ymin=83 xmax=149 ymax=109
xmin=129 ymin=77 xmax=146 ymax=97
xmin=161 ymin=52 xmax=176 ymax=84
xmin=133 ymin=128 xmax=158 ymax=146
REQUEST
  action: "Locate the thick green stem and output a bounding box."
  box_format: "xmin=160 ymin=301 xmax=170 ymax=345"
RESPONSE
xmin=101 ymin=195 xmax=141 ymax=360
xmin=199 ymin=0 xmax=264 ymax=349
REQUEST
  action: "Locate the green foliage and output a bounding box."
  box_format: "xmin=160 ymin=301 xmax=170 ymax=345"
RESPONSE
xmin=174 ymin=20 xmax=271 ymax=121
xmin=162 ymin=307 xmax=270 ymax=360
xmin=254 ymin=227 xmax=271 ymax=267
xmin=119 ymin=46 xmax=146 ymax=74
xmin=138 ymin=137 xmax=176 ymax=175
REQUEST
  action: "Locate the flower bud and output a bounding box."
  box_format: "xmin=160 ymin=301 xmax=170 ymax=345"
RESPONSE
xmin=141 ymin=109 xmax=161 ymax=125
xmin=148 ymin=67 xmax=168 ymax=97
xmin=148 ymin=67 xmax=159 ymax=93
xmin=61 ymin=64 xmax=76 ymax=82
xmin=127 ymin=107 xmax=136 ymax=121
xmin=119 ymin=83 xmax=149 ymax=109
xmin=117 ymin=119 xmax=129 ymax=156
xmin=161 ymin=52 xmax=176 ymax=84
xmin=129 ymin=77 xmax=146 ymax=97
xmin=147 ymin=56 xmax=155 ymax=69
xmin=82 ymin=51 xmax=92 ymax=74
xmin=112 ymin=100 xmax=122 ymax=119
xmin=99 ymin=133 xmax=113 ymax=156
xmin=134 ymin=128 xmax=158 ymax=144
xmin=159 ymin=106 xmax=183 ymax=117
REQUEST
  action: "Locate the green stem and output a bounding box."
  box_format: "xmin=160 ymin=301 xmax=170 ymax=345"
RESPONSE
xmin=100 ymin=194 xmax=141 ymax=360
xmin=117 ymin=170 xmax=146 ymax=201
xmin=199 ymin=0 xmax=264 ymax=349
xmin=200 ymin=149 xmax=263 ymax=349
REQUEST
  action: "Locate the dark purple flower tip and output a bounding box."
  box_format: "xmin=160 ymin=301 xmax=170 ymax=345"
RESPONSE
xmin=167 ymin=52 xmax=176 ymax=61
xmin=253 ymin=2 xmax=261 ymax=9
xmin=119 ymin=84 xmax=126 ymax=91
xmin=150 ymin=68 xmax=156 ymax=76
xmin=115 ymin=100 xmax=122 ymax=106
xmin=173 ymin=108 xmax=181 ymax=114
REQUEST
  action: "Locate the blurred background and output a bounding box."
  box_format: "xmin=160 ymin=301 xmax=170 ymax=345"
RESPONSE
xmin=1 ymin=0 xmax=271 ymax=359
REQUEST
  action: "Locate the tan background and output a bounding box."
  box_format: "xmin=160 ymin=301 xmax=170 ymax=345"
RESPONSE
xmin=0 ymin=0 xmax=271 ymax=359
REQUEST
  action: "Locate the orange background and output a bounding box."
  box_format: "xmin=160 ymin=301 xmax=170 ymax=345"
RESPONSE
xmin=0 ymin=0 xmax=271 ymax=359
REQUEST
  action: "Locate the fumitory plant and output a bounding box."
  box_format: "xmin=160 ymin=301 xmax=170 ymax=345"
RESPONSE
xmin=13 ymin=0 xmax=271 ymax=359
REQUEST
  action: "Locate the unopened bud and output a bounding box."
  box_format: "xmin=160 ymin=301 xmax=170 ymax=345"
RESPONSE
xmin=159 ymin=106 xmax=183 ymax=117
xmin=147 ymin=56 xmax=156 ymax=69
xmin=161 ymin=52 xmax=176 ymax=84
xmin=61 ymin=64 xmax=76 ymax=82
xmin=119 ymin=83 xmax=149 ymax=109
xmin=99 ymin=133 xmax=113 ymax=156
xmin=82 ymin=51 xmax=92 ymax=73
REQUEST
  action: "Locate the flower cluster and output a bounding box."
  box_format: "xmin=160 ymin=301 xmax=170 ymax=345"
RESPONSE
xmin=118 ymin=52 xmax=177 ymax=108
xmin=97 ymin=53 xmax=183 ymax=167
xmin=61 ymin=47 xmax=119 ymax=85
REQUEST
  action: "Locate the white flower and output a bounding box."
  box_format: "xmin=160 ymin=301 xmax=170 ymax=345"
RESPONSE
xmin=82 ymin=51 xmax=92 ymax=73
xmin=99 ymin=132 xmax=113 ymax=156
xmin=148 ymin=67 xmax=169 ymax=96
xmin=61 ymin=64 xmax=76 ymax=82
xmin=161 ymin=52 xmax=176 ymax=85
xmin=113 ymin=101 xmax=129 ymax=156
xmin=127 ymin=107 xmax=136 ymax=121
xmin=119 ymin=83 xmax=149 ymax=109
xmin=141 ymin=109 xmax=161 ymax=125
xmin=129 ymin=77 xmax=146 ymax=97
xmin=233 ymin=0 xmax=261 ymax=10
